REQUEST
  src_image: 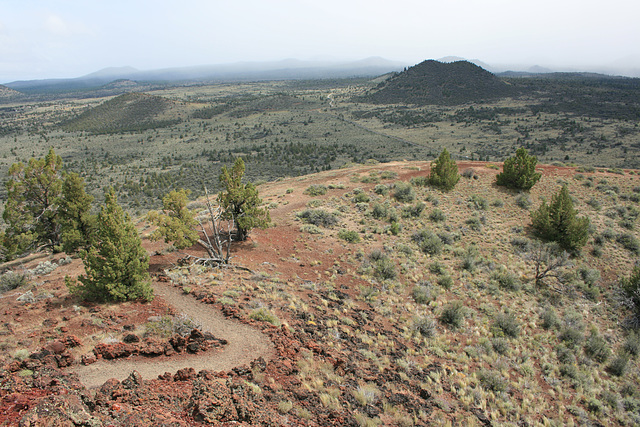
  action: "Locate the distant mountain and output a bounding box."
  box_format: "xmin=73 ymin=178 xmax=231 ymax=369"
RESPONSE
xmin=5 ymin=58 xmax=407 ymax=95
xmin=363 ymin=60 xmax=515 ymax=106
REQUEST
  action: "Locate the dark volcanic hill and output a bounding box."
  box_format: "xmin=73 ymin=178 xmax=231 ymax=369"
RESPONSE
xmin=62 ymin=92 xmax=180 ymax=134
xmin=363 ymin=60 xmax=516 ymax=105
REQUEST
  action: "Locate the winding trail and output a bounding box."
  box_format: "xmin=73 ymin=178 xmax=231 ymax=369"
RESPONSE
xmin=72 ymin=282 xmax=275 ymax=389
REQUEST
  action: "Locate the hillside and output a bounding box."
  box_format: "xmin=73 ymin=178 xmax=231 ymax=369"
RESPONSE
xmin=62 ymin=92 xmax=181 ymax=134
xmin=363 ymin=60 xmax=516 ymax=105
xmin=0 ymin=161 xmax=639 ymax=425
xmin=0 ymin=84 xmax=21 ymax=100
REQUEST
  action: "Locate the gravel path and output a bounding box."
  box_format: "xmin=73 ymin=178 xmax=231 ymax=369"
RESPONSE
xmin=72 ymin=282 xmax=274 ymax=389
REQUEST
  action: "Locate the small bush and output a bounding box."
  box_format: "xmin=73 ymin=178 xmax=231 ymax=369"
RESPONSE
xmin=439 ymin=300 xmax=465 ymax=328
xmin=491 ymin=270 xmax=522 ymax=291
xmin=478 ymin=369 xmax=507 ymax=392
xmin=402 ymin=202 xmax=425 ymax=218
xmin=541 ymin=306 xmax=560 ymax=330
xmin=0 ymin=270 xmax=29 ymax=293
xmin=393 ymin=182 xmax=416 ymax=203
xmin=249 ymin=308 xmax=281 ymax=326
xmin=411 ymin=229 xmax=443 ymax=256
xmin=370 ymin=202 xmax=389 ymax=220
xmin=297 ymin=209 xmax=339 ymax=228
xmin=461 ymin=168 xmax=477 ymax=179
xmin=623 ymin=332 xmax=640 ymax=358
xmin=429 ymin=261 xmax=447 ymax=275
xmin=608 ymin=353 xmax=629 ymax=376
xmin=300 ymin=224 xmax=323 ymax=234
xmin=437 ymin=275 xmax=454 ymax=289
xmin=515 ymin=193 xmax=532 ymax=210
xmin=468 ymin=195 xmax=488 ymax=210
xmin=412 ymin=315 xmax=437 ymax=337
xmin=338 ymin=229 xmax=360 ymax=243
xmin=303 ymin=184 xmax=327 ymax=196
xmin=584 ymin=329 xmax=611 ymax=363
xmin=353 ymin=192 xmax=370 ymax=203
xmin=577 ymin=265 xmax=601 ymax=286
xmin=465 ymin=215 xmax=483 ymax=232
xmin=412 ymin=283 xmax=434 ymax=304
xmin=616 ymin=232 xmax=640 ymax=254
xmin=491 ymin=337 xmax=510 ymax=355
xmin=368 ymin=251 xmax=397 ymax=281
xmin=373 ymin=184 xmax=389 ymax=195
xmin=492 ymin=312 xmax=520 ymax=338
xmin=492 ymin=199 xmax=504 ymax=208
xmin=428 ymin=209 xmax=446 ymax=223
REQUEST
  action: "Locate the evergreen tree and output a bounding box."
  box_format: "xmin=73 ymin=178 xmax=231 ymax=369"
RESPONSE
xmin=496 ymin=147 xmax=541 ymax=190
xmin=68 ymin=188 xmax=153 ymax=302
xmin=2 ymin=148 xmax=63 ymax=258
xmin=218 ymin=158 xmax=270 ymax=241
xmin=530 ymin=185 xmax=590 ymax=252
xmin=429 ymin=148 xmax=460 ymax=191
xmin=147 ymin=188 xmax=199 ymax=250
xmin=58 ymin=172 xmax=96 ymax=254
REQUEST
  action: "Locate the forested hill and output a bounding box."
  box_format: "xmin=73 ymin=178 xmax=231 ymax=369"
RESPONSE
xmin=362 ymin=60 xmax=515 ymax=105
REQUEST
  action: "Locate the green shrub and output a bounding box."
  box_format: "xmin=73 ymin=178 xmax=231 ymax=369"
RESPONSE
xmin=370 ymin=202 xmax=389 ymax=220
xmin=0 ymin=270 xmax=29 ymax=293
xmin=412 ymin=283 xmax=434 ymax=304
xmin=608 ymin=353 xmax=629 ymax=376
xmin=584 ymin=329 xmax=611 ymax=363
xmin=623 ymin=332 xmax=640 ymax=358
xmin=338 ymin=229 xmax=360 ymax=243
xmin=380 ymin=171 xmax=398 ymax=180
xmin=296 ymin=209 xmax=339 ymax=228
xmin=465 ymin=215 xmax=483 ymax=231
xmin=492 ymin=312 xmax=520 ymax=338
xmin=249 ymin=308 xmax=281 ymax=326
xmin=353 ymin=192 xmax=370 ymax=203
xmin=439 ymin=301 xmax=465 ymax=329
xmin=401 ymin=202 xmax=425 ymax=218
xmin=410 ymin=176 xmax=429 ymax=187
xmin=411 ymin=229 xmax=443 ymax=256
xmin=412 ymin=315 xmax=437 ymax=338
xmin=468 ymin=195 xmax=488 ymax=210
xmin=437 ymin=275 xmax=454 ymax=290
xmin=429 ymin=261 xmax=447 ymax=275
xmin=541 ymin=306 xmax=560 ymax=330
xmin=478 ymin=369 xmax=507 ymax=392
xmin=515 ymin=193 xmax=532 ymax=210
xmin=392 ymin=182 xmax=416 ymax=203
xmin=496 ymin=147 xmax=541 ymax=190
xmin=368 ymin=251 xmax=396 ymax=281
xmin=303 ymin=184 xmax=327 ymax=196
xmin=491 ymin=337 xmax=510 ymax=355
xmin=300 ymin=224 xmax=323 ymax=234
xmin=428 ymin=209 xmax=446 ymax=223
xmin=530 ymin=185 xmax=590 ymax=252
xmin=373 ymin=184 xmax=389 ymax=195
xmin=491 ymin=270 xmax=522 ymax=291
xmin=429 ymin=149 xmax=460 ymax=191
xmin=616 ymin=232 xmax=640 ymax=254
xmin=619 ymin=264 xmax=640 ymax=327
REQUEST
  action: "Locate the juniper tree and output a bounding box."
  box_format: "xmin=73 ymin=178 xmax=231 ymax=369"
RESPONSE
xmin=58 ymin=172 xmax=96 ymax=254
xmin=530 ymin=185 xmax=590 ymax=252
xmin=2 ymin=148 xmax=63 ymax=258
xmin=68 ymin=188 xmax=153 ymax=302
xmin=218 ymin=158 xmax=270 ymax=241
xmin=429 ymin=148 xmax=460 ymax=191
xmin=496 ymin=147 xmax=541 ymax=190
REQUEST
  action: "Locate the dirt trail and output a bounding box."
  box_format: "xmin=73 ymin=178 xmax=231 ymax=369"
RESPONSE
xmin=72 ymin=282 xmax=274 ymax=389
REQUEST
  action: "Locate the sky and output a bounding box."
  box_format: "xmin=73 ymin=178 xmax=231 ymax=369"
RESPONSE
xmin=1 ymin=0 xmax=639 ymax=83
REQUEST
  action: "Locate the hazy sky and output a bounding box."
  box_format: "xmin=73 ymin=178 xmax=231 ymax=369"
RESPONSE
xmin=1 ymin=0 xmax=639 ymax=82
